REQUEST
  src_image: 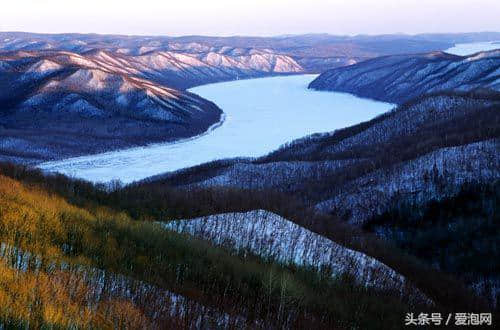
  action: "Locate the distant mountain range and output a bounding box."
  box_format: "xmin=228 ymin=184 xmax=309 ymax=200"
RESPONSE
xmin=309 ymin=49 xmax=500 ymax=103
xmin=2 ymin=32 xmax=498 ymax=163
xmin=2 ymin=32 xmax=499 ymax=81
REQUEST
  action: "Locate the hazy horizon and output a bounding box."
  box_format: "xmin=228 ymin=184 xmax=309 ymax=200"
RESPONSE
xmin=1 ymin=30 xmax=500 ymax=39
xmin=1 ymin=0 xmax=500 ymax=37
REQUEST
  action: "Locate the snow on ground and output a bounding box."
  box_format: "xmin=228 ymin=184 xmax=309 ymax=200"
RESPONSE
xmin=38 ymin=75 xmax=392 ymax=183
xmin=0 ymin=242 xmax=248 ymax=327
xmin=316 ymin=139 xmax=500 ymax=224
xmin=38 ymin=42 xmax=497 ymax=184
xmin=446 ymin=41 xmax=499 ymax=56
xmin=162 ymin=210 xmax=431 ymax=305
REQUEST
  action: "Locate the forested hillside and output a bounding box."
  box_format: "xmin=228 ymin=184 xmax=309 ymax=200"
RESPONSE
xmin=148 ymin=91 xmax=500 ymax=308
xmin=0 ymin=50 xmax=222 ymax=164
xmin=0 ymin=162 xmax=490 ymax=328
xmin=309 ymin=49 xmax=500 ymax=103
xmin=364 ymin=182 xmax=500 ymax=307
xmin=157 ymin=91 xmax=499 ymax=223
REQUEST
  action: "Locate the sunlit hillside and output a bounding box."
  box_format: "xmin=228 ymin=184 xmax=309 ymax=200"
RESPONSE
xmin=0 ymin=167 xmax=436 ymax=329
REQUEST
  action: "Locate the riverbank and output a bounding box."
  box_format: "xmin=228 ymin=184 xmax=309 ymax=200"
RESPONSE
xmin=38 ymin=75 xmax=393 ymax=183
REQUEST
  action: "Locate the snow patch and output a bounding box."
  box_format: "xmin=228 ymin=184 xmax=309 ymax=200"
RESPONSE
xmin=162 ymin=210 xmax=430 ymax=304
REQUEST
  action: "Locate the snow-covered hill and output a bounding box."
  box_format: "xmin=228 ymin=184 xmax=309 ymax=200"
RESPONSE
xmin=1 ymin=32 xmax=480 ymax=80
xmin=162 ymin=210 xmax=430 ymax=304
xmin=0 ymin=51 xmax=222 ymax=163
xmin=151 ymin=91 xmax=499 ymax=308
xmin=309 ymin=49 xmax=500 ymax=103
xmin=159 ymin=92 xmax=500 ymax=225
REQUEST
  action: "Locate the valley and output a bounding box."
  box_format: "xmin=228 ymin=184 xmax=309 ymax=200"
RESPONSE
xmin=37 ymin=41 xmax=498 ymax=184
xmin=4 ymin=32 xmax=476 ymax=164
xmin=38 ymin=74 xmax=392 ymax=183
xmin=0 ymin=31 xmax=499 ymax=328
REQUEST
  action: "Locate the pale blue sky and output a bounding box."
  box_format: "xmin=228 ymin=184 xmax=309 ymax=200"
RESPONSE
xmin=1 ymin=0 xmax=499 ymax=36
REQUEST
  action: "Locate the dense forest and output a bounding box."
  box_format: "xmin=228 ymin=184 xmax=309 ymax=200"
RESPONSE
xmin=0 ymin=161 xmax=494 ymax=328
xmin=157 ymin=91 xmax=500 ymax=223
xmin=0 ymin=165 xmax=413 ymax=328
xmin=140 ymin=90 xmax=500 ymax=315
xmin=364 ymin=181 xmax=500 ymax=308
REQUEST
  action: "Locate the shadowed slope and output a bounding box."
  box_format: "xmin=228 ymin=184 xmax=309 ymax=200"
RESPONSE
xmin=0 ymin=51 xmax=222 ymax=163
xmin=309 ymin=49 xmax=500 ymax=103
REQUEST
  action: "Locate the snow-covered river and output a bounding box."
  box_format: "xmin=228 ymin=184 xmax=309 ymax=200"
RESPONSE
xmin=38 ymin=42 xmax=499 ymax=184
xmin=39 ymin=75 xmax=392 ymax=183
xmin=445 ymin=41 xmax=499 ymax=55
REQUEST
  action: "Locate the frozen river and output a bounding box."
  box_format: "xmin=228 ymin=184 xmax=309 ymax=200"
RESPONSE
xmin=445 ymin=41 xmax=499 ymax=56
xmin=38 ymin=41 xmax=499 ymax=184
xmin=39 ymin=74 xmax=392 ymax=183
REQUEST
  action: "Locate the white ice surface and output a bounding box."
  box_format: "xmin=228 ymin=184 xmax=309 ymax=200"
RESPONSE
xmin=38 ymin=42 xmax=498 ymax=184
xmin=445 ymin=41 xmax=499 ymax=56
xmin=38 ymin=74 xmax=392 ymax=183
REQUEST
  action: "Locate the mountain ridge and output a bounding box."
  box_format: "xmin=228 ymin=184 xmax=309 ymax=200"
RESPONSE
xmin=0 ymin=50 xmax=222 ymax=163
xmin=309 ymin=49 xmax=500 ymax=103
xmin=3 ymin=31 xmax=485 ymax=78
